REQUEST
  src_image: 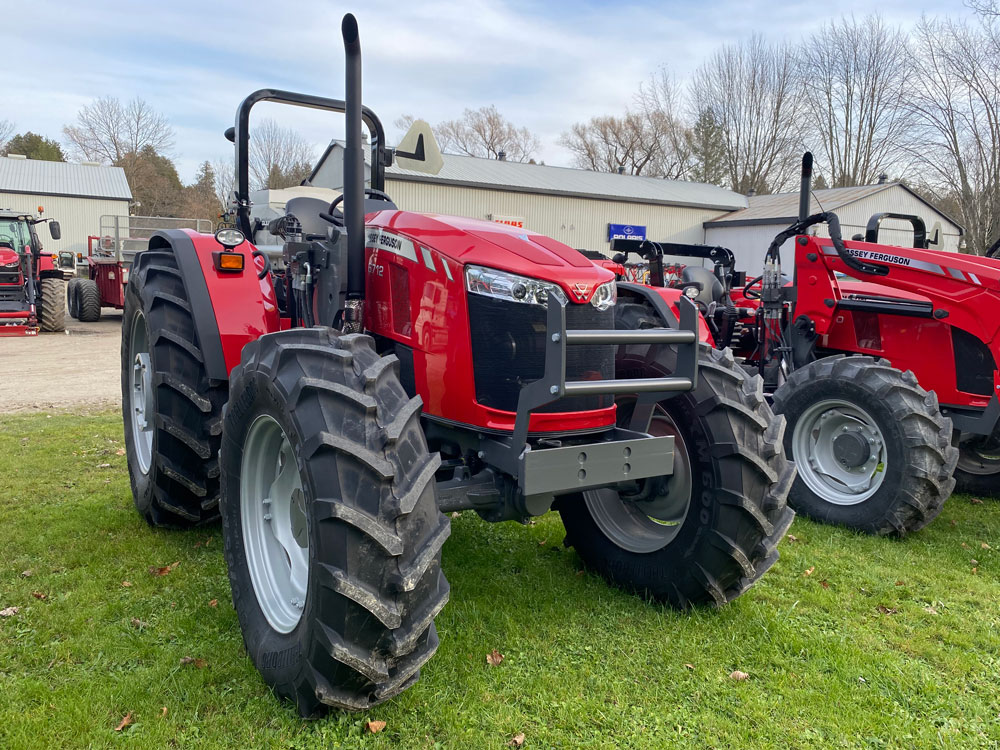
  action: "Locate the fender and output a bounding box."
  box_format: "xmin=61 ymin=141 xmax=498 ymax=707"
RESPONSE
xmin=617 ymin=281 xmax=715 ymax=345
xmin=144 ymin=230 xmax=280 ymax=381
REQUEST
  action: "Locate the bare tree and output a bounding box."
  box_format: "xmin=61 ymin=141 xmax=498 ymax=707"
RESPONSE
xmin=394 ymin=114 xmax=416 ymax=140
xmin=63 ymin=96 xmax=173 ymax=165
xmin=213 ymin=157 xmax=236 ymax=210
xmin=0 ymin=120 xmax=14 ymax=151
xmin=908 ymin=17 xmax=1000 ymax=254
xmin=436 ymin=106 xmax=539 ymax=162
xmin=690 ymin=36 xmax=804 ymax=194
xmin=799 ymin=15 xmax=912 ymax=187
xmin=635 ymin=67 xmax=693 ymax=179
xmin=248 ymin=118 xmax=314 ymax=190
xmin=560 ymin=113 xmax=663 ymax=175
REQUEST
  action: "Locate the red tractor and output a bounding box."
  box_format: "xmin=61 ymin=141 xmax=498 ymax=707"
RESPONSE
xmin=0 ymin=208 xmax=64 ymax=336
xmin=610 ymin=153 xmax=1000 ymax=536
xmin=121 ymin=15 xmax=794 ymax=715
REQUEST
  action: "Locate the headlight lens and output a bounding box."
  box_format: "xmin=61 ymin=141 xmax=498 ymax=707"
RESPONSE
xmin=215 ymin=228 xmax=245 ymax=249
xmin=590 ymin=280 xmax=617 ymax=311
xmin=465 ymin=265 xmax=568 ymax=307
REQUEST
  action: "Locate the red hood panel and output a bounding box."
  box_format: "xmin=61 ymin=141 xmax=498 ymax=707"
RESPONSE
xmin=370 ymin=210 xmax=613 ymax=299
xmin=0 ymin=248 xmax=20 ymax=267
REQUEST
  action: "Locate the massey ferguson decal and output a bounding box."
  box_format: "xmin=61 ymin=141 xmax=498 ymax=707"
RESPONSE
xmin=822 ymin=244 xmax=945 ymax=276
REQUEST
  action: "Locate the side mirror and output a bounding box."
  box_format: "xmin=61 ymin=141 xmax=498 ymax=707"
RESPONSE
xmin=394 ymin=119 xmax=443 ymax=175
xmin=48 ymin=221 xmax=61 ymax=240
xmin=224 ymin=126 xmax=236 ymax=143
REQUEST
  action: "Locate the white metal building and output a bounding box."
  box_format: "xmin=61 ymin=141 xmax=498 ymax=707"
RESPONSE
xmin=0 ymin=155 xmax=132 ymax=256
xmin=704 ymin=183 xmax=964 ymax=274
xmin=306 ymin=144 xmax=748 ymax=252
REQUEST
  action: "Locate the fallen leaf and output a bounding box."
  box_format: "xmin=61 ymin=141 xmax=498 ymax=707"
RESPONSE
xmin=180 ymin=657 xmax=207 ymax=668
xmin=31 ymin=592 xmax=47 ymax=600
xmin=971 ymin=559 xmax=979 ymax=566
xmin=575 ymin=570 xmax=585 ymax=577
xmin=0 ymin=606 xmax=19 ymax=617
xmin=487 ymin=649 xmax=504 ymax=667
xmin=802 ymin=566 xmax=815 ymax=577
xmin=982 ymin=542 xmax=992 ymax=550
xmin=21 ymin=570 xmax=32 ymax=578
xmin=950 ymin=519 xmax=958 ymax=526
xmin=877 ymin=605 xmax=898 ymax=615
xmin=160 ymin=707 xmax=168 ymax=718
xmin=508 ymin=732 xmax=526 ymax=747
xmin=924 ymin=606 xmax=939 ymax=615
xmin=114 ymin=713 xmax=133 ymax=732
xmin=786 ymin=534 xmax=799 ymax=542
xmin=973 ymin=567 xmax=979 ymax=574
xmin=209 ymin=599 xmax=218 ymax=608
xmin=121 ymin=581 xmax=132 ymax=588
xmin=149 ymin=561 xmax=180 ymax=577
xmin=538 ymin=539 xmax=548 ymax=546
xmin=684 ymin=663 xmax=695 ymax=670
xmin=895 ymin=581 xmax=905 ymax=586
xmin=116 ymin=448 xmax=126 ymax=456
xmin=818 ymin=580 xmax=830 ymax=589
xmin=364 ymin=720 xmax=386 ymax=734
xmin=962 ymin=543 xmax=970 ymax=549
xmin=971 ymin=497 xmax=984 ymax=505
xmin=729 ymin=670 xmax=750 ymax=681
xmin=97 ymin=463 xmax=111 ymax=469
xmin=450 ymin=511 xmax=461 ymax=519
xmin=130 ymin=618 xmax=147 ymax=629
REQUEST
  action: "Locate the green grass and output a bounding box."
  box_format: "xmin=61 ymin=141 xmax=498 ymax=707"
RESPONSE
xmin=1 ymin=412 xmax=1000 ymax=749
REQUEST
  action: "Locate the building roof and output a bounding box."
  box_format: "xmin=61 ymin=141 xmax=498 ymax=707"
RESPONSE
xmin=310 ymin=142 xmax=748 ymax=212
xmin=704 ymin=182 xmax=962 ymax=232
xmin=0 ymin=156 xmax=132 ymax=201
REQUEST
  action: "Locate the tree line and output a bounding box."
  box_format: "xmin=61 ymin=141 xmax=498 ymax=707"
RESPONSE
xmin=2 ymin=8 xmax=999 ymax=251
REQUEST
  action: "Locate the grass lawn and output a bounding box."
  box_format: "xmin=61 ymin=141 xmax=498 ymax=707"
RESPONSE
xmin=1 ymin=411 xmax=999 ymax=749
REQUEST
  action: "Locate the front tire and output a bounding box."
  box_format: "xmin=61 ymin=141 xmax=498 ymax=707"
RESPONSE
xmin=558 ymin=304 xmax=796 ymax=608
xmin=953 ymin=435 xmax=1000 ymax=497
xmin=121 ymin=247 xmax=227 ymax=527
xmin=67 ymin=278 xmax=82 ymax=320
xmin=38 ymin=277 xmax=66 ymax=332
xmin=221 ymin=328 xmax=450 ymax=716
xmin=772 ymin=356 xmax=957 ymax=536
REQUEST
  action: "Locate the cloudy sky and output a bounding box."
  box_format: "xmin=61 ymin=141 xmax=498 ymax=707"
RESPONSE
xmin=6 ymin=0 xmax=971 ymax=182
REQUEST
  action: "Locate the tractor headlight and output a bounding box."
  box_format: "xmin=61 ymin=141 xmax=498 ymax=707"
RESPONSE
xmin=590 ymin=280 xmax=617 ymax=311
xmin=465 ymin=265 xmax=567 ymax=307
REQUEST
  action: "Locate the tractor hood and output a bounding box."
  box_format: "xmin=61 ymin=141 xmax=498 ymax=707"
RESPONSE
xmin=0 ymin=247 xmax=20 ymax=269
xmin=367 ymin=210 xmax=614 ymax=300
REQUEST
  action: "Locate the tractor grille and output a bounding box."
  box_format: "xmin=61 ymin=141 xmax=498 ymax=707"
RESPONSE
xmin=0 ymin=269 xmax=21 ymax=285
xmin=467 ymin=294 xmax=614 ymax=414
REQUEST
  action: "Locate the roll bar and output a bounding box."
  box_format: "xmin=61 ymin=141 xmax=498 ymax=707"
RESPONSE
xmin=865 ymin=212 xmax=929 ymax=249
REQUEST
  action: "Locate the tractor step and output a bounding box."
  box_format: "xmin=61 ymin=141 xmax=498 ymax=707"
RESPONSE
xmin=0 ymin=324 xmax=39 ymax=337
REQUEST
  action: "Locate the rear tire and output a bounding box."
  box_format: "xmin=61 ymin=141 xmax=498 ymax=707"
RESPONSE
xmin=121 ymin=247 xmax=227 ymax=527
xmin=38 ymin=277 xmax=66 ymax=332
xmin=67 ymin=278 xmax=81 ymax=320
xmin=221 ymin=328 xmax=450 ymax=716
xmin=772 ymin=356 xmax=957 ymax=536
xmin=77 ymin=279 xmax=101 ymax=322
xmin=558 ymin=303 xmax=796 ymax=608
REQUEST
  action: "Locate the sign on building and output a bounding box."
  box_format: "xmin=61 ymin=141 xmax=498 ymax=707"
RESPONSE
xmin=491 ymin=214 xmax=525 ymax=228
xmin=608 ymin=223 xmax=646 ymax=241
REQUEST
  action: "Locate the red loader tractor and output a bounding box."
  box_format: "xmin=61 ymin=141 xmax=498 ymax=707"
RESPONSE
xmin=611 ymin=153 xmax=987 ymax=536
xmin=121 ymin=15 xmax=794 ymax=715
xmin=0 ymin=209 xmax=64 ymax=336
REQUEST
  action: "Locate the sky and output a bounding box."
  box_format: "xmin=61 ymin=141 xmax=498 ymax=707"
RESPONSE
xmin=5 ymin=0 xmax=974 ymax=183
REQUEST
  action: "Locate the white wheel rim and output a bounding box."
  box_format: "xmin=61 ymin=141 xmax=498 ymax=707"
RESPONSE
xmin=241 ymin=415 xmax=308 ymax=634
xmin=791 ymin=398 xmax=887 ymax=506
xmin=129 ymin=311 xmax=154 ymax=475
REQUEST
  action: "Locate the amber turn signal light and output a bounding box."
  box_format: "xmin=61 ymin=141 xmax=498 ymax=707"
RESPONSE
xmin=212 ymin=251 xmax=245 ymax=272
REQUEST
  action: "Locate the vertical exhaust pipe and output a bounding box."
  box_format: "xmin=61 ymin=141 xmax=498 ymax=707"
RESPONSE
xmin=342 ymin=13 xmax=365 ymax=302
xmin=798 ymin=152 xmax=813 ymax=222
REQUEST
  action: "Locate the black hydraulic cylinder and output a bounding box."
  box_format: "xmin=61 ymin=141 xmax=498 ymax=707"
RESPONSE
xmin=798 ymin=152 xmax=813 ymax=222
xmin=342 ymin=14 xmax=365 ymax=300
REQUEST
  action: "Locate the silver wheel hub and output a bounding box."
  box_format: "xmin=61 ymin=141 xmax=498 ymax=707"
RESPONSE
xmin=584 ymin=408 xmax=693 ymax=554
xmin=129 ymin=312 xmax=154 ymax=475
xmin=241 ymin=415 xmax=308 ymax=634
xmin=792 ymin=398 xmax=887 ymax=505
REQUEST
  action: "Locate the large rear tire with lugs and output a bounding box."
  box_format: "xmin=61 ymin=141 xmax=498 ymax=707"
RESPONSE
xmin=121 ymin=247 xmax=227 ymax=527
xmin=77 ymin=278 xmax=101 ymax=322
xmin=558 ymin=303 xmax=796 ymax=608
xmin=67 ymin=278 xmax=82 ymax=320
xmin=772 ymin=355 xmax=957 ymax=536
xmin=38 ymin=277 xmax=66 ymax=332
xmin=220 ymin=328 xmax=450 ymax=716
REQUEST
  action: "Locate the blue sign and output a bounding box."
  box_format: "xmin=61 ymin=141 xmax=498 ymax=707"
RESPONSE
xmin=608 ymin=223 xmax=646 ymax=241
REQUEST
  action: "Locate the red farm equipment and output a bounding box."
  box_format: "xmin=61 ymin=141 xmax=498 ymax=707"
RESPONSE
xmin=0 ymin=208 xmax=64 ymax=336
xmin=608 ymin=152 xmax=1000 ymax=536
xmin=121 ymin=14 xmax=794 ymax=715
xmin=69 ymin=216 xmax=213 ymax=322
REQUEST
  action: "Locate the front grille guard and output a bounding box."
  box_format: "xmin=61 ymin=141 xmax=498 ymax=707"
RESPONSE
xmin=484 ymin=295 xmax=700 ymax=482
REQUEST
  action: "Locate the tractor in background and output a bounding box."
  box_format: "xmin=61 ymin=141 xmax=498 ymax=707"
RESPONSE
xmin=0 ymin=208 xmax=64 ymax=336
xmin=121 ymin=14 xmax=794 ymax=715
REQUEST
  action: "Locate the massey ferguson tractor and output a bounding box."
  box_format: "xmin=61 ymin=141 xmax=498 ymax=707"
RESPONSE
xmin=121 ymin=14 xmax=794 ymax=715
xmin=609 ymin=153 xmax=1000 ymax=536
xmin=0 ymin=208 xmax=64 ymax=336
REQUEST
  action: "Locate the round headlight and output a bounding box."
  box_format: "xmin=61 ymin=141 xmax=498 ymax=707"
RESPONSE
xmin=590 ymin=280 xmax=617 ymax=311
xmin=683 ymin=285 xmax=700 ymax=299
xmin=215 ymin=228 xmax=245 ymax=249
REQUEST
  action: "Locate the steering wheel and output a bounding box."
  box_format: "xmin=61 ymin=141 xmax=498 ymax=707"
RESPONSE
xmin=322 ymin=189 xmax=394 ymax=225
